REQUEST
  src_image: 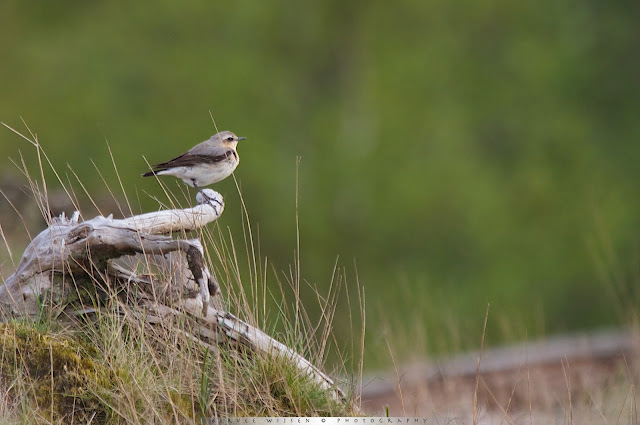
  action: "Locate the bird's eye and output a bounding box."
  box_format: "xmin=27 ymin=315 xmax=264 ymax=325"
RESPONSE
xmin=227 ymin=136 xmax=234 ymax=141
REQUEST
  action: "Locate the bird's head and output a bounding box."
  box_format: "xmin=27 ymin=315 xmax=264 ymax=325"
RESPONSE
xmin=211 ymin=131 xmax=246 ymax=148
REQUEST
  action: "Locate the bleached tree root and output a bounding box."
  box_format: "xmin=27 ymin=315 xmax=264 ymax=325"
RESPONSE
xmin=0 ymin=190 xmax=223 ymax=317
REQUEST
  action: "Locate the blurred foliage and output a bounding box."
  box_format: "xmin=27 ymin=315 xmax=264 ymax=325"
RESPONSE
xmin=1 ymin=1 xmax=639 ymax=366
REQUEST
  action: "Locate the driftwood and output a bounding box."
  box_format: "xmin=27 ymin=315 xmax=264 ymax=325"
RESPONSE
xmin=0 ymin=189 xmax=344 ymax=401
xmin=0 ymin=190 xmax=223 ymax=317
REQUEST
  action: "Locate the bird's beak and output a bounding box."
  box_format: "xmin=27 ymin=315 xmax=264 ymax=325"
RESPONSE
xmin=237 ymin=136 xmax=247 ymax=141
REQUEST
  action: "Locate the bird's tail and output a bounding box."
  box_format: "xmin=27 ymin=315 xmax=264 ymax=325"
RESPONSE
xmin=142 ymin=170 xmax=161 ymax=177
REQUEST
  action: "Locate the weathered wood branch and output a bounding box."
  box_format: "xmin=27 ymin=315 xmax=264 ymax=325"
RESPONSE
xmin=0 ymin=189 xmax=224 ymax=317
xmin=0 ymin=189 xmax=345 ymax=401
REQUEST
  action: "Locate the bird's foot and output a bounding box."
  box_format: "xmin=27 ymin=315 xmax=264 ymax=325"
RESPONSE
xmin=196 ymin=188 xmax=224 ymax=215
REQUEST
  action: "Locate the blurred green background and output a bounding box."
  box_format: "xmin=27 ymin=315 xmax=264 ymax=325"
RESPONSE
xmin=1 ymin=1 xmax=639 ymax=368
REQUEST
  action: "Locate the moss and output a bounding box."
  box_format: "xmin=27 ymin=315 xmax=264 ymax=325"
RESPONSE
xmin=220 ymin=351 xmax=350 ymax=417
xmin=165 ymin=390 xmax=200 ymax=420
xmin=262 ymin=357 xmax=344 ymax=416
xmin=0 ymin=317 xmax=355 ymax=422
xmin=0 ymin=321 xmax=113 ymax=423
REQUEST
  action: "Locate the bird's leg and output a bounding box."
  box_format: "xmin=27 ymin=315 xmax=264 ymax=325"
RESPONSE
xmin=192 ymin=182 xmax=208 ymax=200
xmin=192 ymin=182 xmax=223 ymax=208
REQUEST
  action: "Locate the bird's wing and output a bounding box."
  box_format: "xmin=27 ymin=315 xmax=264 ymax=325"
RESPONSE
xmin=187 ymin=139 xmax=223 ymax=156
xmin=150 ymin=150 xmax=234 ymax=170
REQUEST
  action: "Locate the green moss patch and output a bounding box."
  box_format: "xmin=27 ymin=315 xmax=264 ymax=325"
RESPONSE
xmin=0 ymin=321 xmax=113 ymax=423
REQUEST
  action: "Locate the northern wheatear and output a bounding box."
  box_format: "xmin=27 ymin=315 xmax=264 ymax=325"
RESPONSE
xmin=142 ymin=131 xmax=246 ymax=196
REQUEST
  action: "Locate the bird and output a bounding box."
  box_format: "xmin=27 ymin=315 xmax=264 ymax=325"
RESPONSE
xmin=142 ymin=131 xmax=246 ymax=198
